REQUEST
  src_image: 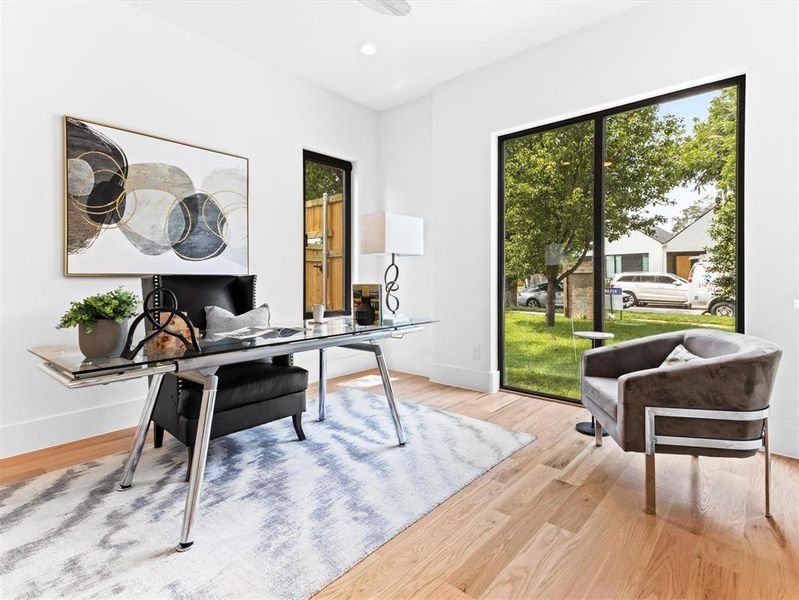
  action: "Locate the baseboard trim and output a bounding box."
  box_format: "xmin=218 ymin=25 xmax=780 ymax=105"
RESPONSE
xmin=430 ymin=363 xmax=499 ymax=393
xmin=768 ymin=419 xmax=799 ymax=459
xmin=383 ymin=353 xmax=431 ymax=378
xmin=0 ymin=351 xmax=375 ymax=460
xmin=0 ymin=396 xmax=147 ymax=459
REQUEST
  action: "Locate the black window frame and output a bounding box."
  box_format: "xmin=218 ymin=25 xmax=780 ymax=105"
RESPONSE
xmin=497 ymin=75 xmax=745 ymax=403
xmin=302 ymin=150 xmax=353 ymax=320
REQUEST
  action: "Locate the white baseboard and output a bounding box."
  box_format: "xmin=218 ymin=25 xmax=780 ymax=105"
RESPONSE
xmin=430 ymin=363 xmax=499 ymax=393
xmin=384 ymin=353 xmax=431 ymax=378
xmin=768 ymin=419 xmax=799 ymax=459
xmin=0 ymin=396 xmax=146 ymax=459
xmin=0 ymin=351 xmax=376 ymax=460
xmin=296 ymin=350 xmax=375 ymax=383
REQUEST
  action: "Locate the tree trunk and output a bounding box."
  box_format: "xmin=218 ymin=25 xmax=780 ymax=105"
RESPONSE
xmin=545 ymin=265 xmax=559 ymax=327
xmin=504 ymin=276 xmax=517 ymax=308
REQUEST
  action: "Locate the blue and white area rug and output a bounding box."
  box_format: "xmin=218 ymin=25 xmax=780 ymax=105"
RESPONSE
xmin=0 ymin=389 xmax=533 ymax=599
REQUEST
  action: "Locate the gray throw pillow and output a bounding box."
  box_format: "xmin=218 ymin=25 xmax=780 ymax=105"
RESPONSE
xmin=205 ymin=303 xmax=271 ymax=332
xmin=660 ymin=343 xmax=703 ymax=367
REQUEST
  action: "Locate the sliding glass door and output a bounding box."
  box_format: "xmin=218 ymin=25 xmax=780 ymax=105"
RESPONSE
xmin=500 ymin=119 xmax=597 ymax=398
xmin=602 ymin=87 xmax=740 ymax=348
xmin=499 ymin=77 xmax=744 ymax=401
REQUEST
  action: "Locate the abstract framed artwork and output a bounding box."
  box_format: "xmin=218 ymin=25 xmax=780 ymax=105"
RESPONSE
xmin=64 ymin=116 xmax=249 ymax=276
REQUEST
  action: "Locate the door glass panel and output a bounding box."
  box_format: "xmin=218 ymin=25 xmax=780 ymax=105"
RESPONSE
xmin=603 ymin=85 xmax=738 ymax=340
xmin=304 ymin=158 xmax=346 ymax=315
xmin=501 ymin=119 xmax=595 ymax=398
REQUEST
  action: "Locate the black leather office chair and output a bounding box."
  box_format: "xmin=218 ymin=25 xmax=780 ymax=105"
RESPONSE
xmin=142 ymin=275 xmax=308 ymax=480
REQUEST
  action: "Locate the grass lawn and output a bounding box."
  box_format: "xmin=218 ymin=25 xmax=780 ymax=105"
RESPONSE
xmin=503 ymin=309 xmax=734 ymax=399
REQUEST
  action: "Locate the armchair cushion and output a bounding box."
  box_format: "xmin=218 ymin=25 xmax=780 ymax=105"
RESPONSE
xmin=582 ymin=376 xmax=618 ymax=419
xmin=660 ymin=344 xmax=703 ymax=367
xmin=177 ymin=361 xmax=308 ymax=420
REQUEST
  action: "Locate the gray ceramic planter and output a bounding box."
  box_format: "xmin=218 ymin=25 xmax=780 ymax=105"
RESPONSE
xmin=78 ymin=319 xmax=128 ymax=359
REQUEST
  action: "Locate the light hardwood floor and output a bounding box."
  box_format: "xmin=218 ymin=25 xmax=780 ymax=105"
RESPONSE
xmin=2 ymin=370 xmax=798 ymax=599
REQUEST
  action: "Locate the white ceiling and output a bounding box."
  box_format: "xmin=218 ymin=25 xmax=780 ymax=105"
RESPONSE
xmin=132 ymin=1 xmax=643 ymax=111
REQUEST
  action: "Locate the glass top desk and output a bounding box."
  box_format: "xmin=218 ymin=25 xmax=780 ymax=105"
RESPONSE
xmin=29 ymin=317 xmax=435 ymax=552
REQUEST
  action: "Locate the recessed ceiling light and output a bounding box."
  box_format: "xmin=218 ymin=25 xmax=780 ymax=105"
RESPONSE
xmin=359 ymin=43 xmax=377 ymax=56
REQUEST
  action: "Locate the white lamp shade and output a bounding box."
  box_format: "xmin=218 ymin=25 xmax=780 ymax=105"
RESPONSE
xmin=360 ymin=213 xmax=424 ymax=256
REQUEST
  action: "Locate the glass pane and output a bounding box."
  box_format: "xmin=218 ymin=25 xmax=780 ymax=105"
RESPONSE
xmin=304 ymin=160 xmax=346 ymax=314
xmin=603 ymin=85 xmax=738 ymax=343
xmin=502 ymin=119 xmax=595 ymax=399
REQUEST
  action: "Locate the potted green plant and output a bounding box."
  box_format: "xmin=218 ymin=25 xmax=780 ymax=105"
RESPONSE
xmin=57 ymin=287 xmax=139 ymax=358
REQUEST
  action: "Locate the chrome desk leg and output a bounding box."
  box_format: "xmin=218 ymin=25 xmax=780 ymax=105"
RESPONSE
xmin=318 ymin=347 xmax=327 ymax=421
xmin=118 ymin=373 xmax=164 ymax=491
xmin=373 ymin=342 xmax=407 ymax=446
xmin=177 ymin=372 xmax=218 ymax=552
xmin=764 ymin=417 xmax=771 ymax=518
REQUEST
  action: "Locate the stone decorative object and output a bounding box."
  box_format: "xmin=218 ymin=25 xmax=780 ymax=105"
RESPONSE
xmin=121 ymin=287 xmax=200 ymax=359
xmin=146 ymin=313 xmax=200 ymax=355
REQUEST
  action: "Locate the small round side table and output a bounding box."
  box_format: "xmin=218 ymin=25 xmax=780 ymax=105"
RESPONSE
xmin=573 ymin=330 xmax=615 ymax=437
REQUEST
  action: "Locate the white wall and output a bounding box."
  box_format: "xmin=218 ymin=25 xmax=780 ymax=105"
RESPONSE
xmin=0 ymin=1 xmax=380 ymax=458
xmin=382 ymin=2 xmax=799 ymax=456
xmin=377 ymin=96 xmax=435 ymax=376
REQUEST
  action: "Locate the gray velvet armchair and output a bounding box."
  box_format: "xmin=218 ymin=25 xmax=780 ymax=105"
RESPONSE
xmin=581 ymin=329 xmax=781 ymax=516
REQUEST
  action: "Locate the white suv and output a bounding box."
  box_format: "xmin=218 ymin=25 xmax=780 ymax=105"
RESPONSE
xmin=609 ymin=272 xmax=689 ymax=308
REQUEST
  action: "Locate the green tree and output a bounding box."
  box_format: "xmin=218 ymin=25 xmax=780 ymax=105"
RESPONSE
xmin=504 ymin=107 xmax=685 ymax=326
xmin=304 ymin=161 xmax=343 ymax=201
xmin=681 ymin=88 xmax=738 ymax=300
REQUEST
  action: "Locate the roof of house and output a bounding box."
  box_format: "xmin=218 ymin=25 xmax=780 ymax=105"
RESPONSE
xmin=646 ymin=225 xmax=674 ymax=244
xmin=666 ymin=208 xmax=714 ymax=243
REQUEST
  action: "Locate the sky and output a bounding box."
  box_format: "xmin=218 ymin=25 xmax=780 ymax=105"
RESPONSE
xmin=652 ymin=89 xmax=722 ymax=230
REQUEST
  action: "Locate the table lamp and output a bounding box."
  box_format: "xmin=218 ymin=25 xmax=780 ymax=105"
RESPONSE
xmin=360 ymin=213 xmax=424 ymax=324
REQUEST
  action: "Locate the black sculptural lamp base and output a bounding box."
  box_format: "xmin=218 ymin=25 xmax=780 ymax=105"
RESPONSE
xmin=382 ymin=252 xmax=411 ymax=325
xmin=384 ymin=253 xmax=400 ymax=316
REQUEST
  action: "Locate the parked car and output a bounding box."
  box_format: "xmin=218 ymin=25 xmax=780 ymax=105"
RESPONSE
xmin=688 ymin=259 xmax=736 ymax=317
xmin=517 ymin=283 xmax=563 ymax=308
xmin=609 ymin=272 xmax=689 ymax=308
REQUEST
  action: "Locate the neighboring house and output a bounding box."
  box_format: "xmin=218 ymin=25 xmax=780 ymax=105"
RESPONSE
xmin=603 ymin=226 xmax=670 ymax=275
xmin=664 ymin=209 xmax=714 ymax=279
xmin=591 ymin=209 xmax=713 ymax=280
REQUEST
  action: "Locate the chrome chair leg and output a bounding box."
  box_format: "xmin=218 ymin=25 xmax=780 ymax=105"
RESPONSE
xmin=373 ymin=342 xmax=407 ymax=446
xmin=118 ymin=373 xmax=164 ymax=490
xmin=764 ymin=417 xmax=771 ymax=518
xmin=645 ymin=453 xmax=656 ymax=515
xmin=643 ymin=405 xmax=770 ymax=517
xmin=595 ymin=420 xmax=603 ymax=446
xmin=318 ymin=348 xmax=327 ymax=422
xmin=177 ymin=372 xmax=218 ymax=552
